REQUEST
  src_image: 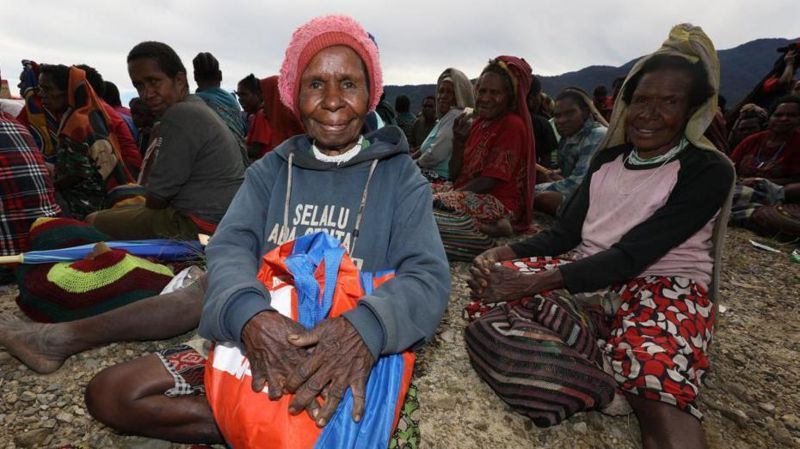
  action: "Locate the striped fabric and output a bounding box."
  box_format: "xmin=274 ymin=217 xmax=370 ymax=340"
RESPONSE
xmin=465 ymin=296 xmax=616 ymax=427
xmin=433 ymin=209 xmax=495 ymax=262
xmin=464 ymin=259 xmax=616 ymax=427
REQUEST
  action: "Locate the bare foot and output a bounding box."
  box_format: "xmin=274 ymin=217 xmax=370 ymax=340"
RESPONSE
xmin=0 ymin=314 xmax=73 ymax=374
xmin=477 ymin=218 xmax=514 ymax=237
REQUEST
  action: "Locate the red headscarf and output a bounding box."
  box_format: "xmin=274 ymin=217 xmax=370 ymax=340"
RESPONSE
xmin=494 ymin=55 xmax=536 ymax=231
xmin=260 ymin=76 xmax=304 ymax=153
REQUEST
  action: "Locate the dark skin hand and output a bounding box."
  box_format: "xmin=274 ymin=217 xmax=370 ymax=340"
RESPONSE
xmin=448 ymin=112 xmax=472 ymax=179
xmin=241 ymin=311 xmax=310 ymax=401
xmin=468 ymin=246 xmax=565 ymax=303
xmin=284 ymin=317 xmax=375 ymax=427
xmin=467 ymin=245 xmax=518 ymax=294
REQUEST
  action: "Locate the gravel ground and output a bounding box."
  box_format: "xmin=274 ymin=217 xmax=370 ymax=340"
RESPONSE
xmin=0 ymin=226 xmax=798 ymax=449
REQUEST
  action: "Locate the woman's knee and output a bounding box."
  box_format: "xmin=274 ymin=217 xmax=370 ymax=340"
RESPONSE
xmin=85 ymin=355 xmax=171 ymax=430
xmin=85 ymin=363 xmax=136 ymax=428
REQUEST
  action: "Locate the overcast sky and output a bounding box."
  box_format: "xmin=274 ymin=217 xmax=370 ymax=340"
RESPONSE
xmin=1 ymin=0 xmax=797 ymax=102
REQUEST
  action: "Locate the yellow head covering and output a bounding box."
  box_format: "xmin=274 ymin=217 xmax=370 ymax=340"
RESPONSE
xmin=599 ymin=23 xmax=720 ymax=153
xmin=599 ymin=23 xmax=734 ymax=302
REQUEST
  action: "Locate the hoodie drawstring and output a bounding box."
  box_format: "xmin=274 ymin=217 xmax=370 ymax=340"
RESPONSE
xmin=283 ymin=152 xmax=294 ymax=235
xmin=280 ymin=152 xmax=379 ymax=256
xmin=350 ymin=158 xmax=378 ymax=256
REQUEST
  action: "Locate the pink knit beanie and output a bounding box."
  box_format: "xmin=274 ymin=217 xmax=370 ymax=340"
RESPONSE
xmin=279 ymin=15 xmax=383 ymax=118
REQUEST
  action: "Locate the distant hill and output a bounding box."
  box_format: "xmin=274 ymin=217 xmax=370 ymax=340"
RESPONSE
xmin=386 ymin=37 xmax=796 ymax=114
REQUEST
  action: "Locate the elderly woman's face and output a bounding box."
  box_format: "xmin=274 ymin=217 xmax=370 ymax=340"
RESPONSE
xmin=768 ymin=102 xmax=800 ymax=136
xmin=298 ymin=46 xmax=369 ymax=152
xmin=625 ymin=69 xmax=692 ymax=154
xmin=476 ymin=72 xmax=511 ymax=121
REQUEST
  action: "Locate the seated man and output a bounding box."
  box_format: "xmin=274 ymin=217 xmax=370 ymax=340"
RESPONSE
xmin=88 ymin=42 xmax=246 ymax=239
xmin=0 ymin=112 xmax=61 ymax=282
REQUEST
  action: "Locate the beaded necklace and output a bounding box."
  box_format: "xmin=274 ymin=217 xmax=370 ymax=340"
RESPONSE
xmin=755 ymin=140 xmax=786 ymax=169
xmin=615 ymin=138 xmax=688 ymax=195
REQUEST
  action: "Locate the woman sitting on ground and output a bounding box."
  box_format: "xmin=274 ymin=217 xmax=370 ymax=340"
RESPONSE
xmin=416 ymin=67 xmax=475 ymax=182
xmin=535 ymin=87 xmax=607 ymax=215
xmin=81 ymin=15 xmax=448 ymax=446
xmin=40 ymin=65 xmax=136 ymax=219
xmin=464 ymin=25 xmax=734 ymax=449
xmin=434 ymin=56 xmax=535 ymax=237
xmin=729 ymin=95 xmax=800 ymax=227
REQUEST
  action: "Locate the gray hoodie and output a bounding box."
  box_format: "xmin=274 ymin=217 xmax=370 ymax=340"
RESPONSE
xmin=199 ymin=126 xmax=450 ymax=358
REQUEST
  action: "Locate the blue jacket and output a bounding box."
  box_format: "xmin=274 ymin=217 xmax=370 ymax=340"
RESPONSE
xmin=199 ymin=126 xmax=450 ymax=358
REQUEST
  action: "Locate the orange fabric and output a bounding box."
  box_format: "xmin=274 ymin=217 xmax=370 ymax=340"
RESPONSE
xmin=205 ymin=239 xmax=414 ymax=449
xmin=58 ymin=67 xmax=134 ymax=188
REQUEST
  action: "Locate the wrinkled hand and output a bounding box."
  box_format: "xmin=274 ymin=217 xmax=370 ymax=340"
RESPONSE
xmin=285 ymin=317 xmax=375 ymax=427
xmin=241 ymin=311 xmax=309 ymax=400
xmin=475 ymin=265 xmax=534 ymax=303
xmin=467 ymin=246 xmax=517 ymax=298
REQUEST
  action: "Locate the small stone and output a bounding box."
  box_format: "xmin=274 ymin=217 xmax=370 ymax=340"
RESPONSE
xmin=727 ymin=383 xmax=748 ymax=398
xmin=782 ymin=414 xmax=800 ymax=431
xmin=46 ymin=383 xmax=62 ymax=392
xmin=720 ymin=407 xmax=749 ymax=427
xmin=773 ymin=428 xmax=795 ymax=447
xmin=41 ymin=419 xmax=56 ymax=429
xmin=5 ymin=393 xmax=18 ymax=404
xmin=758 ymin=402 xmax=776 ymax=413
xmin=14 ymin=428 xmax=50 ymax=448
xmin=573 ymin=422 xmax=588 ymax=434
xmin=19 ymin=391 xmax=36 ymax=402
xmin=21 ymin=408 xmax=37 ymax=417
xmin=83 ymin=358 xmax=100 ymax=370
xmin=440 ymin=330 xmax=457 ymax=343
xmin=55 ymin=411 xmax=74 ymax=424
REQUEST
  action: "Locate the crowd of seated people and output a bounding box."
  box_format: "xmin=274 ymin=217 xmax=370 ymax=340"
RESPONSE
xmin=0 ymin=17 xmax=798 ymax=449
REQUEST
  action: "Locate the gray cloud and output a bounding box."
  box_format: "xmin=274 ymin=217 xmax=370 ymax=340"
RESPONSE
xmin=2 ymin=0 xmax=796 ymax=102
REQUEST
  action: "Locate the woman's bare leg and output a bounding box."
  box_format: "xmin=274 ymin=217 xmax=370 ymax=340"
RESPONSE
xmin=0 ymin=276 xmax=206 ymax=373
xmin=85 ymin=354 xmax=222 ymax=444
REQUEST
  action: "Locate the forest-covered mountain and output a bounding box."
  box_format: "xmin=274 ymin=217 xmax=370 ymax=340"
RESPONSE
xmin=386 ymin=37 xmax=796 ymax=113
